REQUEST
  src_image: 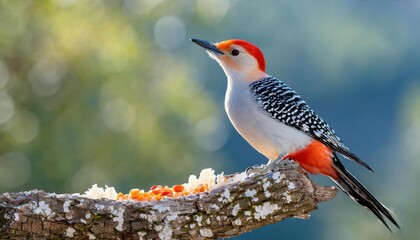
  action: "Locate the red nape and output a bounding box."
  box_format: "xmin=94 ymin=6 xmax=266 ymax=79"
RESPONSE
xmin=283 ymin=140 xmax=338 ymax=179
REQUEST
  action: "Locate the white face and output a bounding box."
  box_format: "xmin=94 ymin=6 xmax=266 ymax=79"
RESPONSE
xmin=209 ymin=45 xmax=257 ymax=72
xmin=208 ymin=45 xmax=267 ymax=83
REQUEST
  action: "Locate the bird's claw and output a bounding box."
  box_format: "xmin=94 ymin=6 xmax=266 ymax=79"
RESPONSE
xmin=267 ymin=159 xmax=283 ymax=172
xmin=245 ymin=164 xmax=265 ymax=177
xmin=245 ymin=160 xmax=284 ymax=177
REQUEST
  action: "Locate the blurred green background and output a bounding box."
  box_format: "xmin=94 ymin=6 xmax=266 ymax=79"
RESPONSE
xmin=0 ymin=0 xmax=419 ymax=239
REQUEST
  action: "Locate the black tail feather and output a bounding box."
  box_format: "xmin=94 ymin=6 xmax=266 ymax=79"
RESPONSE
xmin=328 ymin=144 xmax=374 ymax=172
xmin=331 ymin=153 xmax=400 ymax=231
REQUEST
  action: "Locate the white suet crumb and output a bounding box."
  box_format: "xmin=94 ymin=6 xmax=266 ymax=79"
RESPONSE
xmin=88 ymin=233 xmax=96 ymax=239
xmin=254 ymin=202 xmax=279 ymax=220
xmin=82 ymin=168 xmax=246 ymax=200
xmin=184 ymin=175 xmax=199 ymax=192
xmin=83 ymin=184 xmax=117 ymax=200
xmin=198 ymin=168 xmax=216 ymax=188
xmin=216 ymin=172 xmax=226 ymax=187
xmin=182 ymin=169 xmax=229 ymax=191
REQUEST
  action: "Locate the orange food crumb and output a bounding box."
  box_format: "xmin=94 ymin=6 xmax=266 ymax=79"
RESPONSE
xmin=173 ymin=185 xmax=184 ymax=193
xmin=193 ymin=184 xmax=208 ymax=193
xmin=116 ymin=192 xmax=128 ymax=200
xmin=161 ymin=190 xmax=172 ymax=196
xmin=116 ymin=182 xmax=210 ymax=202
xmin=154 ymin=195 xmax=163 ymax=201
xmin=129 ymin=189 xmax=140 ymax=198
xmin=152 ymin=188 xmax=162 ymax=195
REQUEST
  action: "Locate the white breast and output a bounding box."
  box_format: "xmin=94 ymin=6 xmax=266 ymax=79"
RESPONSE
xmin=224 ymin=77 xmax=312 ymax=161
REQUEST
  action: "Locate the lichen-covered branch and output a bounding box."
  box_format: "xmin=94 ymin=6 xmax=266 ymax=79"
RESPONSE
xmin=0 ymin=160 xmax=337 ymax=239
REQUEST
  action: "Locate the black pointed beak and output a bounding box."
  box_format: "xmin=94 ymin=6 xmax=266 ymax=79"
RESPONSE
xmin=190 ymin=38 xmax=224 ymax=55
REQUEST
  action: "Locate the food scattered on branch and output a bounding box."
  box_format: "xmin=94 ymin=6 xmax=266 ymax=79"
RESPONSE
xmin=83 ymin=168 xmax=247 ymax=202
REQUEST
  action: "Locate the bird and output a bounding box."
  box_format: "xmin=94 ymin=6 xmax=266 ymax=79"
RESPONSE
xmin=191 ymin=38 xmax=399 ymax=230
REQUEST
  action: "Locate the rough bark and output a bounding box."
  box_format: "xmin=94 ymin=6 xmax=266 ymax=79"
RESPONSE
xmin=0 ymin=160 xmax=337 ymax=239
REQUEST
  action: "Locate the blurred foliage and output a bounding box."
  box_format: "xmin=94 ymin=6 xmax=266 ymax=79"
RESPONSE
xmin=0 ymin=0 xmax=225 ymax=194
xmin=0 ymin=0 xmax=419 ymax=239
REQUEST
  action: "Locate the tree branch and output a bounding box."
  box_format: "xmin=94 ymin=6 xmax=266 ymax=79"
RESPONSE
xmin=0 ymin=160 xmax=337 ymax=239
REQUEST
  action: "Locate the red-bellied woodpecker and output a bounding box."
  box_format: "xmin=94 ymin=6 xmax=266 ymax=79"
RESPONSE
xmin=191 ymin=38 xmax=399 ymax=230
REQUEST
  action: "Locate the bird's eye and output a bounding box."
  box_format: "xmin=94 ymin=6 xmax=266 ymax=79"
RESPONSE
xmin=231 ymin=49 xmax=240 ymax=56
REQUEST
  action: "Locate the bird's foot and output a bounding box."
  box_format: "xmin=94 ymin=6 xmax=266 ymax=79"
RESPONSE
xmin=245 ymin=159 xmax=284 ymax=177
xmin=245 ymin=164 xmax=265 ymax=177
xmin=267 ymin=159 xmax=284 ymax=172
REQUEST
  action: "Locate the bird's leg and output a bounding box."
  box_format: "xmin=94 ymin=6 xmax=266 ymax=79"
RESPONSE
xmin=265 ymin=156 xmax=284 ymax=172
xmin=246 ymin=156 xmax=284 ymax=176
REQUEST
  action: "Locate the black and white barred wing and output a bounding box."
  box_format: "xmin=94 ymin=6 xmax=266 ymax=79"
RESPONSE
xmin=250 ymin=77 xmax=372 ymax=171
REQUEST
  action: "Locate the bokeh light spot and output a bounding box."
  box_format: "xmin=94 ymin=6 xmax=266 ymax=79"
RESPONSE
xmin=196 ymin=0 xmax=235 ymax=22
xmin=194 ymin=117 xmax=229 ymax=152
xmin=0 ymin=152 xmax=31 ymax=189
xmin=154 ymin=16 xmax=186 ymax=51
xmin=103 ymin=98 xmax=136 ymax=132
xmin=28 ymin=57 xmax=67 ymax=97
xmin=0 ymin=91 xmax=15 ymax=125
xmin=6 ymin=111 xmax=40 ymax=143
